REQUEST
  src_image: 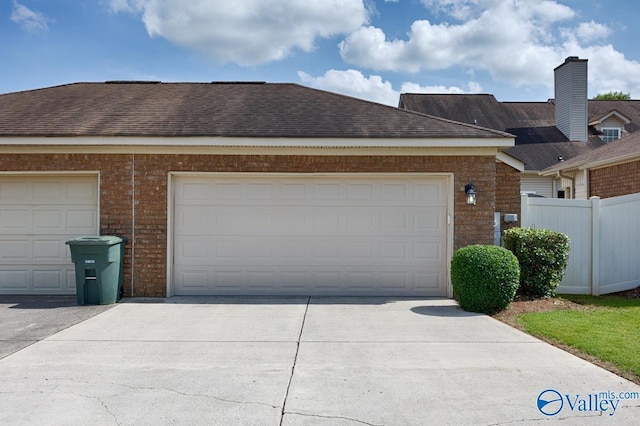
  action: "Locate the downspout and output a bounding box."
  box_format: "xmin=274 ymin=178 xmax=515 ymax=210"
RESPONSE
xmin=131 ymin=153 xmax=135 ymax=297
xmin=556 ymin=171 xmax=575 ymax=199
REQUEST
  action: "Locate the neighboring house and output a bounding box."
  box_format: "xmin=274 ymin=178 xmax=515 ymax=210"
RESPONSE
xmin=541 ymin=130 xmax=640 ymax=199
xmin=0 ymin=81 xmax=519 ymax=298
xmin=399 ymin=57 xmax=640 ymax=199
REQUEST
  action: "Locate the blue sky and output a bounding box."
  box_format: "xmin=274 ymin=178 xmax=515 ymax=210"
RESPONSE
xmin=3 ymin=0 xmax=640 ymax=106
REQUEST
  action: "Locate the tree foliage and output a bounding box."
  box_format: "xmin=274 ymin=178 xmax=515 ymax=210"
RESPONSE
xmin=503 ymin=228 xmax=570 ymax=298
xmin=593 ymin=91 xmax=631 ymax=100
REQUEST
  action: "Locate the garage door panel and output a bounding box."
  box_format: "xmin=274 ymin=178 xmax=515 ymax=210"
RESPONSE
xmin=0 ymin=270 xmax=28 ymax=290
xmin=0 ymin=209 xmax=29 ymax=231
xmin=33 ymin=269 xmax=65 ymax=290
xmin=0 ymin=265 xmax=76 ymax=293
xmin=175 ymin=266 xmax=446 ymax=295
xmin=0 ymin=176 xmax=98 ymax=295
xmin=178 ymin=206 xmax=442 ymax=237
xmin=177 ymin=236 xmax=441 ymax=267
xmin=173 ymin=176 xmax=448 ymax=296
xmin=67 ymin=209 xmax=98 ymax=232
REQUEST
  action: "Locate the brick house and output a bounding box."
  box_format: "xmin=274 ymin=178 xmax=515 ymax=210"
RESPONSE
xmin=399 ymin=57 xmax=640 ymax=200
xmin=541 ymin=130 xmax=640 ymax=199
xmin=0 ymin=82 xmax=520 ymax=298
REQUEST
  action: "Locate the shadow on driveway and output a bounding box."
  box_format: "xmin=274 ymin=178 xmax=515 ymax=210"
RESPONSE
xmin=0 ymin=295 xmax=115 ymax=360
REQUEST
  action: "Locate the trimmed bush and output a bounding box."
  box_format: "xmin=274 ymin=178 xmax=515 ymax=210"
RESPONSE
xmin=451 ymin=245 xmax=520 ymax=314
xmin=503 ymin=227 xmax=570 ymax=298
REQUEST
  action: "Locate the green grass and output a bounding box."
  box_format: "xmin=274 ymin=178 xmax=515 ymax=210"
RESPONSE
xmin=516 ymin=295 xmax=640 ymax=379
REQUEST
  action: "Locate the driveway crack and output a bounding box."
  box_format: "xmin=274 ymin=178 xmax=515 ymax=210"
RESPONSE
xmin=284 ymin=411 xmax=383 ymax=426
xmin=45 ymin=377 xmax=279 ymax=409
xmin=279 ymin=296 xmax=310 ymax=426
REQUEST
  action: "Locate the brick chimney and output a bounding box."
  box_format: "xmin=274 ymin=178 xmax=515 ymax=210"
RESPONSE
xmin=554 ymin=56 xmax=588 ymax=141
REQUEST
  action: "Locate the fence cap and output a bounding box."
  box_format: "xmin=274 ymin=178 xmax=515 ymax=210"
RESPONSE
xmin=65 ymin=235 xmax=123 ymax=246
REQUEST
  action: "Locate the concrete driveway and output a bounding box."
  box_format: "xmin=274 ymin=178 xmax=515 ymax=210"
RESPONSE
xmin=0 ymin=297 xmax=639 ymax=425
xmin=0 ymin=295 xmax=114 ymax=359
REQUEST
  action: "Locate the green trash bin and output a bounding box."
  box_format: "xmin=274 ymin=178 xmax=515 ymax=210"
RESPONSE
xmin=66 ymin=236 xmax=126 ymax=305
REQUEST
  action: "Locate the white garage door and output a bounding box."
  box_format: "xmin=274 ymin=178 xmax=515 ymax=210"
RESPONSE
xmin=173 ymin=175 xmax=449 ymax=296
xmin=0 ymin=175 xmax=98 ymax=295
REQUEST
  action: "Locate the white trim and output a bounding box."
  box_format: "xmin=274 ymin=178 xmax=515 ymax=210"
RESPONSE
xmin=496 ymin=152 xmax=525 ymax=172
xmin=0 ymin=170 xmax=99 ymax=177
xmin=589 ymin=110 xmax=631 ymax=126
xmin=167 ymin=172 xmax=454 ymax=298
xmin=166 ymin=172 xmax=174 ymax=298
xmin=0 ymin=145 xmax=503 ymax=157
xmin=583 ymin=153 xmax=640 ymax=170
xmin=600 ymin=127 xmax=621 ymax=143
xmin=0 ymin=136 xmax=514 ymax=149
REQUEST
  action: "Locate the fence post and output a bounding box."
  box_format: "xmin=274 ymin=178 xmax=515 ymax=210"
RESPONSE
xmin=520 ymin=194 xmax=529 ymax=227
xmin=590 ymin=196 xmax=601 ymax=296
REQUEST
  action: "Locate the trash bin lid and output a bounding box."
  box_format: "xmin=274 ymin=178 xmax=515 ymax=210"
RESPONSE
xmin=65 ymin=235 xmax=123 ymax=246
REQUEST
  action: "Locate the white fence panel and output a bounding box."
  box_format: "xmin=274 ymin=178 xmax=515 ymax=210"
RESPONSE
xmin=598 ymin=193 xmax=640 ymax=294
xmin=521 ymin=193 xmax=640 ymax=295
xmin=521 ymin=196 xmax=592 ymax=294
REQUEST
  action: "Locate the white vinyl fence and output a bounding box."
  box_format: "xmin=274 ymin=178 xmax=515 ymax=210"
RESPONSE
xmin=521 ymin=193 xmax=640 ymax=295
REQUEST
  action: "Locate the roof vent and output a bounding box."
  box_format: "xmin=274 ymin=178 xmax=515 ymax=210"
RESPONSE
xmin=210 ymin=81 xmax=266 ymax=84
xmin=104 ymin=81 xmax=161 ymax=84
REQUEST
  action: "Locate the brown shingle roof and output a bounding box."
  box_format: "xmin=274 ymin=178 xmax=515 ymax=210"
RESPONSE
xmin=399 ymin=94 xmax=571 ymax=170
xmin=399 ymin=94 xmax=560 ymax=143
xmin=398 ymin=94 xmax=640 ymax=170
xmin=0 ymin=82 xmax=509 ymax=139
xmin=543 ymin=131 xmax=640 ymax=174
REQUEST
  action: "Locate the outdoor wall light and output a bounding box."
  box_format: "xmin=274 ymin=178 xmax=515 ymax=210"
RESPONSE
xmin=465 ymin=182 xmax=477 ymax=205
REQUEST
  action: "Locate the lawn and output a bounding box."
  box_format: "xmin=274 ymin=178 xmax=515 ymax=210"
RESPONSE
xmin=515 ymin=295 xmax=640 ymax=382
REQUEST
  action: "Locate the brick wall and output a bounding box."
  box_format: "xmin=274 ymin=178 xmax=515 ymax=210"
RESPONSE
xmin=2 ymin=153 xmax=497 ymax=297
xmin=589 ymin=160 xmax=640 ymax=199
xmin=495 ymin=161 xmax=521 ymax=234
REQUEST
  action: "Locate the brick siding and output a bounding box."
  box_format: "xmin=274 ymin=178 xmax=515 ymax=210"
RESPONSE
xmin=589 ymin=160 xmax=640 ymax=199
xmin=495 ymin=161 xmax=521 ymax=234
xmin=1 ymin=153 xmax=499 ymax=297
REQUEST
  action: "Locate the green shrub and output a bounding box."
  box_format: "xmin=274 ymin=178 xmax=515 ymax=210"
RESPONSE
xmin=451 ymin=245 xmax=520 ymax=314
xmin=503 ymin=227 xmax=570 ymax=298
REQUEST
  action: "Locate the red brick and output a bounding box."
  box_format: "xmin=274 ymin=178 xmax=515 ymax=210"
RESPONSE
xmin=1 ymin=153 xmax=508 ymax=296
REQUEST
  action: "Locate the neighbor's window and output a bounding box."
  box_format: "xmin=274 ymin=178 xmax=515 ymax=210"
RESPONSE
xmin=601 ymin=128 xmax=621 ymax=143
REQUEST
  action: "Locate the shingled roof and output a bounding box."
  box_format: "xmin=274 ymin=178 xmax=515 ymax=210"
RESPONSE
xmin=542 ymin=131 xmax=640 ymax=174
xmin=0 ymin=82 xmax=510 ymax=140
xmin=398 ymin=94 xmax=640 ymax=170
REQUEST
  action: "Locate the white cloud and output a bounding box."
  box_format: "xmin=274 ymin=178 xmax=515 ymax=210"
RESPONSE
xmin=556 ymin=42 xmax=640 ymax=98
xmin=339 ymin=0 xmax=581 ymax=88
xmin=562 ymin=20 xmax=611 ymax=44
xmin=10 ymin=1 xmax=49 ymax=33
xmin=298 ymin=69 xmax=482 ymax=106
xmin=298 ymin=69 xmax=398 ymax=105
xmin=110 ymin=0 xmax=368 ymax=66
xmin=400 ymin=80 xmax=483 ymax=94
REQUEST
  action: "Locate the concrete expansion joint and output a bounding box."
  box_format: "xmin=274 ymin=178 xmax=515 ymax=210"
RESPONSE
xmin=279 ymin=296 xmax=310 ymax=425
xmin=283 ymin=411 xmax=383 ymax=425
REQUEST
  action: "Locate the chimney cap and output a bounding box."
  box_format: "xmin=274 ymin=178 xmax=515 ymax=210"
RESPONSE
xmin=555 ymin=56 xmax=588 ymax=71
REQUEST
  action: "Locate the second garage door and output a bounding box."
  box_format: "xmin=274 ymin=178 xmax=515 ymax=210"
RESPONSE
xmin=0 ymin=175 xmax=98 ymax=295
xmin=173 ymin=175 xmax=449 ymax=296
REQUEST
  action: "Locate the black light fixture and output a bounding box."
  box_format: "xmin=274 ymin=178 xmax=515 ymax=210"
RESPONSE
xmin=465 ymin=182 xmax=476 ymax=205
